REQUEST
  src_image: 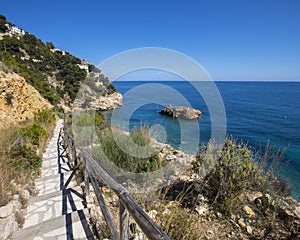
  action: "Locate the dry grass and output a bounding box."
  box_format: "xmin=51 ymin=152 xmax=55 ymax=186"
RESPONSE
xmin=133 ymin=187 xmax=203 ymax=240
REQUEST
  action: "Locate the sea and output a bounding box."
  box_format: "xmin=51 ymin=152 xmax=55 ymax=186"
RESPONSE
xmin=104 ymin=81 xmax=300 ymax=198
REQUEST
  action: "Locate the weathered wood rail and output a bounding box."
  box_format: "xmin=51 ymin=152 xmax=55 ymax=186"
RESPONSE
xmin=63 ymin=128 xmax=170 ymax=240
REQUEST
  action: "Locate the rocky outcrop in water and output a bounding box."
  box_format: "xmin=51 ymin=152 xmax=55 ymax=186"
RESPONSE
xmin=159 ymin=105 xmax=201 ymax=120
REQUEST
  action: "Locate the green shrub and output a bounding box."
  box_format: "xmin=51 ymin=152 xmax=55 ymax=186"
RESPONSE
xmin=194 ymin=138 xmax=263 ymax=215
xmin=13 ymin=123 xmax=48 ymax=146
xmin=92 ymin=127 xmax=163 ymax=173
xmin=34 ymin=109 xmax=55 ymax=126
xmin=53 ymin=106 xmax=64 ymax=119
xmin=8 ymin=146 xmax=41 ymax=175
xmin=130 ymin=127 xmax=151 ymax=147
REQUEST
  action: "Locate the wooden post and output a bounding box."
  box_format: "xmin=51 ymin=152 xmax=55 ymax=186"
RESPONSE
xmin=73 ymin=138 xmax=78 ymax=167
xmin=119 ymin=202 xmax=129 ymax=240
xmin=83 ymin=157 xmax=90 ymax=196
xmin=89 ymin=174 xmax=119 ymax=240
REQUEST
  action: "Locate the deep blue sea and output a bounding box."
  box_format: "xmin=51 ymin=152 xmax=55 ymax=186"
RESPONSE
xmin=105 ymin=81 xmax=300 ymax=197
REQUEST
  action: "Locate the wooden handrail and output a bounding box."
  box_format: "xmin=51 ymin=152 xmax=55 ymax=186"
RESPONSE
xmin=63 ymin=129 xmax=170 ymax=240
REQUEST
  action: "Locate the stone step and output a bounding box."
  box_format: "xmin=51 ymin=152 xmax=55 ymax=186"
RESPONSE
xmin=36 ymin=171 xmax=77 ymax=196
xmin=40 ymin=162 xmax=73 ymax=178
xmin=12 ymin=208 xmax=94 ymax=240
xmin=42 ymin=155 xmax=70 ymax=168
xmin=23 ymin=187 xmax=86 ymax=228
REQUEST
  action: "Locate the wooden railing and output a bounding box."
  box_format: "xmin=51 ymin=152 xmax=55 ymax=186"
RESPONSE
xmin=63 ymin=129 xmax=170 ymax=240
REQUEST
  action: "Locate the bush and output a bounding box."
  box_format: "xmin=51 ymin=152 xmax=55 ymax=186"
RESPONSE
xmin=92 ymin=127 xmax=163 ymax=173
xmin=194 ymin=139 xmax=263 ymax=214
xmin=14 ymin=123 xmax=48 ymax=146
xmin=8 ymin=145 xmax=41 ymax=176
xmin=34 ymin=109 xmax=55 ymax=126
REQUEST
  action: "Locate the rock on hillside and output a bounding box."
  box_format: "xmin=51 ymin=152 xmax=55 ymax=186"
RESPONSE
xmin=0 ymin=70 xmax=52 ymax=128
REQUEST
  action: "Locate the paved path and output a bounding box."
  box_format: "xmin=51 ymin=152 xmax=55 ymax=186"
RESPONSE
xmin=12 ymin=119 xmax=94 ymax=240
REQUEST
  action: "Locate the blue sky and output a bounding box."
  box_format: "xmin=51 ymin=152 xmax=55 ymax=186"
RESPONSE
xmin=1 ymin=0 xmax=300 ymax=80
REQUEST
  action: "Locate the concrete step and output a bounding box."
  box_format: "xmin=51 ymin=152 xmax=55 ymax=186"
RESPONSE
xmin=24 ymin=187 xmax=86 ymax=228
xmin=12 ymin=208 xmax=94 ymax=240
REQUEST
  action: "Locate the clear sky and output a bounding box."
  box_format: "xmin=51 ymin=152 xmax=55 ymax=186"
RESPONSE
xmin=1 ymin=0 xmax=300 ymax=80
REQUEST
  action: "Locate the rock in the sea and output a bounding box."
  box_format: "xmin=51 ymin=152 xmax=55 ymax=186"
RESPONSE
xmin=159 ymin=105 xmax=201 ymax=120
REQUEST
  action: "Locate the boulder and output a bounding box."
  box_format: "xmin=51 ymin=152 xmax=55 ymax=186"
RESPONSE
xmin=159 ymin=105 xmax=201 ymax=120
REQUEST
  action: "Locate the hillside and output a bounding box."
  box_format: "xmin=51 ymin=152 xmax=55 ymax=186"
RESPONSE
xmin=0 ymin=69 xmax=52 ymax=128
xmin=0 ymin=14 xmax=116 ymax=106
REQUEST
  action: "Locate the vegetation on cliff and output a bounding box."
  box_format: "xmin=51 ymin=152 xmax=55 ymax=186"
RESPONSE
xmin=0 ymin=14 xmax=115 ymax=106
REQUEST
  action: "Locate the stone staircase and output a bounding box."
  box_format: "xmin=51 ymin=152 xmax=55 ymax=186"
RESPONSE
xmin=12 ymin=119 xmax=94 ymax=240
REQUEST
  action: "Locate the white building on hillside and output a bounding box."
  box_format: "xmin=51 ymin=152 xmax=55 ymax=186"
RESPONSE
xmin=5 ymin=24 xmax=25 ymax=36
xmin=77 ymin=60 xmax=90 ymax=73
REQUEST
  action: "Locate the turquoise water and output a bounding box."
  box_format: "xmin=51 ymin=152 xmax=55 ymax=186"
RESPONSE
xmin=105 ymin=81 xmax=300 ymax=197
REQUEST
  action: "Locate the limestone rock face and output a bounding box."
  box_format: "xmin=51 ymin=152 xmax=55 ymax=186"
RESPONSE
xmin=159 ymin=105 xmax=201 ymax=120
xmin=0 ymin=70 xmax=52 ymax=128
xmin=90 ymin=92 xmax=122 ymax=110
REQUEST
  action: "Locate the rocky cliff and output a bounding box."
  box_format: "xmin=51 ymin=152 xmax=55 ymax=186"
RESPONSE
xmin=91 ymin=92 xmax=122 ymax=110
xmin=0 ymin=70 xmax=52 ymax=128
